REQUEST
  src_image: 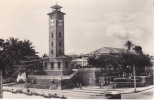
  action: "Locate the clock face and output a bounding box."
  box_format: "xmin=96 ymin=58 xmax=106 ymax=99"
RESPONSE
xmin=58 ymin=20 xmax=63 ymax=26
xmin=50 ymin=19 xmax=55 ymax=26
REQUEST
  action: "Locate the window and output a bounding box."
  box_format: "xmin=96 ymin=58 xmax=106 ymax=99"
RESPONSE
xmin=51 ymin=62 xmax=54 ymax=70
xmin=51 ymin=50 xmax=53 ymax=54
xmin=59 ymin=41 xmax=61 ymax=46
xmin=59 ymin=32 xmax=61 ymax=37
xmin=51 ymin=33 xmax=53 ymax=38
xmin=65 ymin=62 xmax=69 ymax=68
xmin=51 ymin=42 xmax=53 ymax=46
xmin=50 ymin=15 xmax=53 ymax=19
xmin=58 ymin=62 xmax=61 ymax=70
xmin=59 ymin=49 xmax=62 ymax=55
xmin=59 ymin=15 xmax=62 ymax=19
xmin=44 ymin=63 xmax=47 ymax=70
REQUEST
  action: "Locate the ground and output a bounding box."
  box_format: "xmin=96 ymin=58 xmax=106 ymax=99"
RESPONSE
xmin=3 ymin=83 xmax=154 ymax=99
xmin=122 ymin=88 xmax=154 ymax=99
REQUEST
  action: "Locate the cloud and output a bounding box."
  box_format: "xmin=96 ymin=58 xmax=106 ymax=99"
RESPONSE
xmin=0 ymin=0 xmax=153 ymax=56
xmin=106 ymin=24 xmax=129 ymax=40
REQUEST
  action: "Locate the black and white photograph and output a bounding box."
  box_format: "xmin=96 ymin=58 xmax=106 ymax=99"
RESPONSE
xmin=0 ymin=0 xmax=154 ymax=99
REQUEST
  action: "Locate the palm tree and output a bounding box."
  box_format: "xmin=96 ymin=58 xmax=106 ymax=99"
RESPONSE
xmin=132 ymin=46 xmax=143 ymax=54
xmin=124 ymin=40 xmax=134 ymax=51
xmin=1 ymin=37 xmax=37 ymax=78
xmin=42 ymin=53 xmax=48 ymax=58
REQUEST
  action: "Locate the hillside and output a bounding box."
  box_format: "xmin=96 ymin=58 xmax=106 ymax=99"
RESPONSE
xmin=87 ymin=47 xmax=130 ymax=56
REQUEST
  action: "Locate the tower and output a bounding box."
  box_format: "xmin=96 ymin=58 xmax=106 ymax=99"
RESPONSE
xmin=48 ymin=4 xmax=65 ymax=59
xmin=43 ymin=4 xmax=71 ymax=76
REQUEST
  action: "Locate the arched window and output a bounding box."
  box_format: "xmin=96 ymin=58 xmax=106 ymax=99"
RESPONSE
xmin=59 ymin=32 xmax=61 ymax=37
xmin=51 ymin=33 xmax=53 ymax=38
xmin=59 ymin=49 xmax=61 ymax=55
xmin=51 ymin=42 xmax=53 ymax=46
xmin=51 ymin=50 xmax=53 ymax=54
xmin=59 ymin=15 xmax=62 ymax=19
xmin=50 ymin=15 xmax=53 ymax=19
xmin=59 ymin=41 xmax=61 ymax=46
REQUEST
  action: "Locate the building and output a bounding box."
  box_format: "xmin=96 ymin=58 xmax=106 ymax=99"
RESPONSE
xmin=43 ymin=4 xmax=72 ymax=76
xmin=28 ymin=4 xmax=74 ymax=90
xmin=71 ymin=57 xmax=88 ymax=68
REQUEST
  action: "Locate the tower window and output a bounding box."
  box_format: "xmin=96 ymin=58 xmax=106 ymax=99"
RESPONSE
xmin=59 ymin=32 xmax=61 ymax=37
xmin=59 ymin=15 xmax=62 ymax=19
xmin=59 ymin=41 xmax=61 ymax=46
xmin=51 ymin=42 xmax=53 ymax=46
xmin=50 ymin=15 xmax=53 ymax=19
xmin=51 ymin=50 xmax=53 ymax=54
xmin=52 ymin=33 xmax=53 ymax=38
xmin=59 ymin=49 xmax=62 ymax=55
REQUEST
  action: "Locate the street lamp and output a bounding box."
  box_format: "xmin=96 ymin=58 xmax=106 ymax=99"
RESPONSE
xmin=133 ymin=64 xmax=137 ymax=92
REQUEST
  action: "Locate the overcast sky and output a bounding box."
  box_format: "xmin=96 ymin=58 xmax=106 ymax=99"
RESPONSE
xmin=0 ymin=0 xmax=154 ymax=56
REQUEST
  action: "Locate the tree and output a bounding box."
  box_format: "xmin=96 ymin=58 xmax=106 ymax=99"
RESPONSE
xmin=0 ymin=37 xmax=37 ymax=78
xmin=124 ymin=40 xmax=134 ymax=50
xmin=42 ymin=53 xmax=48 ymax=58
xmin=133 ymin=46 xmax=143 ymax=54
xmin=121 ymin=53 xmax=152 ymax=75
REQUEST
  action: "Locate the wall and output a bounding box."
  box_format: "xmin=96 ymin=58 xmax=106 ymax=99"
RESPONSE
xmin=75 ymin=68 xmax=96 ymax=86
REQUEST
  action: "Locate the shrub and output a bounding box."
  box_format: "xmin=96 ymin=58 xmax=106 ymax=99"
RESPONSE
xmin=3 ymin=77 xmax=16 ymax=84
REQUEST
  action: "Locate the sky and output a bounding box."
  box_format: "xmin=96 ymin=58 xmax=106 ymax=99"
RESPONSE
xmin=0 ymin=0 xmax=154 ymax=56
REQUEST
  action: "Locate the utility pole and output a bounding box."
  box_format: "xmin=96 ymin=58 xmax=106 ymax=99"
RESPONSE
xmin=133 ymin=65 xmax=137 ymax=92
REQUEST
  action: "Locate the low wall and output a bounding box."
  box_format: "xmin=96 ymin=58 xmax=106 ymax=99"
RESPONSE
xmin=44 ymin=70 xmax=72 ymax=76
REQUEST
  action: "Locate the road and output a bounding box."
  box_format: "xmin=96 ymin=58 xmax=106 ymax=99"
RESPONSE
xmin=122 ymin=88 xmax=154 ymax=99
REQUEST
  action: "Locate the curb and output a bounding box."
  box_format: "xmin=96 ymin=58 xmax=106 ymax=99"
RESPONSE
xmin=121 ymin=86 xmax=154 ymax=94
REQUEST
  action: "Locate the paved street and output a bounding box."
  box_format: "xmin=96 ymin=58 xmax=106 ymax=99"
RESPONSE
xmin=122 ymin=88 xmax=154 ymax=99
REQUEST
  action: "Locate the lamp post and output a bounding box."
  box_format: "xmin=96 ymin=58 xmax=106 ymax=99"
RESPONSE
xmin=133 ymin=65 xmax=137 ymax=92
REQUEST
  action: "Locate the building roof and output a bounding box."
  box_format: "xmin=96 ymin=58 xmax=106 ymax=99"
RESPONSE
xmin=88 ymin=47 xmax=134 ymax=56
xmin=72 ymin=58 xmax=87 ymax=62
xmin=51 ymin=4 xmax=62 ymax=9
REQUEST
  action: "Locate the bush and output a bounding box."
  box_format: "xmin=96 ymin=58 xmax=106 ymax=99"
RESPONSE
xmin=3 ymin=77 xmax=16 ymax=84
xmin=18 ymin=79 xmax=25 ymax=83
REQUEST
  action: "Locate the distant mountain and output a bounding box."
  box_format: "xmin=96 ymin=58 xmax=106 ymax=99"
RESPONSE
xmin=66 ymin=53 xmax=79 ymax=58
xmin=86 ymin=47 xmax=132 ymax=56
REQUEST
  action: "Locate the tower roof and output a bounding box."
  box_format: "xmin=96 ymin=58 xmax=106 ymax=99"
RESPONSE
xmin=51 ymin=4 xmax=62 ymax=9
